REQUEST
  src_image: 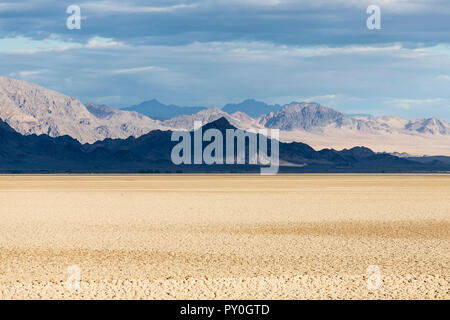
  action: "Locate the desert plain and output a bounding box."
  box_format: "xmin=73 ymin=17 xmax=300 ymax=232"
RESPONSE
xmin=0 ymin=174 xmax=448 ymax=299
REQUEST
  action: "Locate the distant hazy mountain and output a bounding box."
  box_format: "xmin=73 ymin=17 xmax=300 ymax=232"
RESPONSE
xmin=162 ymin=107 xmax=261 ymax=130
xmin=354 ymin=115 xmax=450 ymax=135
xmin=122 ymin=99 xmax=207 ymax=120
xmin=259 ymin=102 xmax=450 ymax=136
xmin=162 ymin=102 xmax=450 ymax=155
xmin=167 ymin=101 xmax=450 ymax=137
xmin=222 ymin=99 xmax=282 ymax=118
xmin=258 ymin=102 xmax=349 ymax=131
xmin=258 ymin=102 xmax=399 ymax=133
xmin=162 ymin=108 xmax=230 ymax=130
xmin=0 ymin=76 xmax=163 ymax=143
xmin=405 ymin=117 xmax=450 ymax=135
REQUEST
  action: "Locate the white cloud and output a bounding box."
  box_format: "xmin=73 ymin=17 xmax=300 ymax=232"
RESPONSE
xmin=438 ymin=75 xmax=450 ymax=81
xmin=213 ymin=0 xmax=283 ymax=6
xmin=86 ymin=37 xmax=125 ymax=49
xmin=303 ymin=94 xmax=337 ymax=105
xmin=111 ymin=66 xmax=162 ymax=74
xmin=197 ymin=0 xmax=449 ymax=13
xmin=9 ymin=70 xmax=45 ymax=79
xmin=0 ymin=2 xmax=30 ymax=12
xmin=384 ymin=98 xmax=448 ymax=110
xmin=310 ymin=0 xmax=450 ymax=14
xmin=168 ymin=41 xmax=442 ymax=61
xmin=0 ymin=36 xmax=125 ymax=54
xmin=82 ymin=1 xmax=198 ymax=13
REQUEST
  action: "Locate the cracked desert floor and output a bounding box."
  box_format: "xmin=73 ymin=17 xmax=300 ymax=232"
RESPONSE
xmin=0 ymin=174 xmax=449 ymax=299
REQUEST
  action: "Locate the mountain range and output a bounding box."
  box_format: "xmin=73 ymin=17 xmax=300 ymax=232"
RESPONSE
xmin=222 ymin=99 xmax=282 ymax=117
xmin=121 ymin=98 xmax=281 ymax=119
xmin=0 ymin=76 xmax=163 ymax=143
xmin=1 ymin=76 xmax=450 ymax=156
xmin=160 ymin=102 xmax=450 ymax=156
xmin=121 ymin=99 xmax=208 ymax=120
xmin=1 ymin=115 xmax=448 ymax=173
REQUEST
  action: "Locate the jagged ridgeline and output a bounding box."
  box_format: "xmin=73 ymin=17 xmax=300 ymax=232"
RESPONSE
xmin=1 ymin=76 xmax=450 ymax=157
xmin=1 ymin=115 xmax=449 ymax=173
xmin=1 ymin=76 xmax=450 ymax=173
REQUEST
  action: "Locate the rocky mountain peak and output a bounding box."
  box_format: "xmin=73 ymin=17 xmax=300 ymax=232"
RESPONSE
xmin=0 ymin=76 xmax=163 ymax=143
xmin=261 ymin=102 xmax=347 ymax=131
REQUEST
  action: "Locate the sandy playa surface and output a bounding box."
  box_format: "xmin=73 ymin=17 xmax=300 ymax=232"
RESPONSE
xmin=0 ymin=175 xmax=449 ymax=300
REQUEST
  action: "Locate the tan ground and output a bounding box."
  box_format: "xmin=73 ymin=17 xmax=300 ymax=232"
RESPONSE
xmin=280 ymin=130 xmax=450 ymax=156
xmin=0 ymin=175 xmax=449 ymax=300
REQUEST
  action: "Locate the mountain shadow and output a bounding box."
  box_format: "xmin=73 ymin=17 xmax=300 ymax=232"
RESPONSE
xmin=1 ymin=117 xmax=449 ymax=173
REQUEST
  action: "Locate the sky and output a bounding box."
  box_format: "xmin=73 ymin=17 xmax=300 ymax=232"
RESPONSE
xmin=0 ymin=0 xmax=449 ymax=119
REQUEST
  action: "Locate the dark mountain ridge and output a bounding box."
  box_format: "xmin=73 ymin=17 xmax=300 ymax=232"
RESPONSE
xmin=1 ymin=117 xmax=449 ymax=173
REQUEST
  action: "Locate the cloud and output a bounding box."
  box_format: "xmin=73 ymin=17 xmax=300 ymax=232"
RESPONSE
xmin=9 ymin=70 xmax=45 ymax=79
xmin=1 ymin=0 xmax=449 ymax=48
xmin=0 ymin=36 xmax=125 ymax=54
xmin=1 ymin=38 xmax=448 ymax=111
xmin=81 ymin=1 xmax=198 ymax=13
xmin=385 ymin=98 xmax=449 ymax=110
xmin=323 ymin=0 xmax=450 ymax=13
xmin=111 ymin=66 xmax=162 ymax=74
xmin=0 ymin=0 xmax=449 ymax=120
xmin=85 ymin=37 xmax=125 ymax=49
xmin=438 ymin=75 xmax=450 ymax=81
xmin=213 ymin=0 xmax=284 ymax=7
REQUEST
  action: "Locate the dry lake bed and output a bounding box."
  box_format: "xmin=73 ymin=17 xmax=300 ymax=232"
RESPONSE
xmin=0 ymin=175 xmax=449 ymax=299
